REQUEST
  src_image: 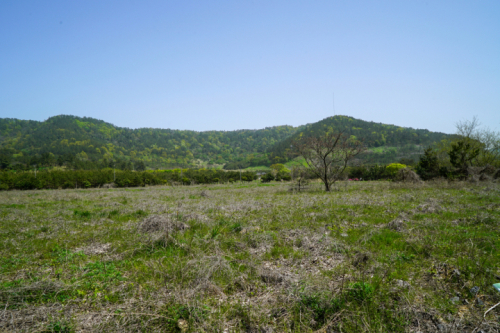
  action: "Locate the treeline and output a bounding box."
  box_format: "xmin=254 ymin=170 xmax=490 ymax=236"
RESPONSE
xmin=0 ymin=169 xmax=257 ymax=191
xmin=0 ymin=115 xmax=296 ymax=170
xmin=0 ymin=115 xmax=452 ymax=171
xmin=0 ymin=150 xmax=147 ymax=172
xmin=0 ymin=163 xmax=411 ymax=191
xmin=267 ymin=115 xmax=449 ymax=164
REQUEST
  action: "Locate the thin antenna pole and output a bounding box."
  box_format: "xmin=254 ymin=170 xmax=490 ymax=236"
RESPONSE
xmin=333 ymin=92 xmax=335 ymax=116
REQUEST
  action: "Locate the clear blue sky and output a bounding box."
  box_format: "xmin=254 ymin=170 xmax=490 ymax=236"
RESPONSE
xmin=1 ymin=1 xmax=499 ymax=133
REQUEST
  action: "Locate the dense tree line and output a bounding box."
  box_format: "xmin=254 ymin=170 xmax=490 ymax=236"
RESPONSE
xmin=0 ymin=115 xmax=296 ymax=170
xmin=0 ymin=115 xmax=451 ymax=170
xmin=267 ymin=115 xmax=449 ymax=164
xmin=0 ymin=169 xmax=257 ymax=191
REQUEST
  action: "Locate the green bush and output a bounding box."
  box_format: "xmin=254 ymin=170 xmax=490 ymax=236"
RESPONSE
xmin=416 ymin=148 xmax=440 ymax=180
xmin=385 ymin=163 xmax=406 ymax=177
xmin=347 ymin=282 xmax=374 ymax=302
xmin=261 ymin=173 xmax=275 ymax=183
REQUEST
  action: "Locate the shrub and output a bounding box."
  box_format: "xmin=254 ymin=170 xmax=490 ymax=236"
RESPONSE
xmin=261 ymin=173 xmax=275 ymax=183
xmin=394 ymin=168 xmax=421 ymax=183
xmin=386 ymin=163 xmax=406 ymax=177
xmin=416 ymin=148 xmax=440 ymax=180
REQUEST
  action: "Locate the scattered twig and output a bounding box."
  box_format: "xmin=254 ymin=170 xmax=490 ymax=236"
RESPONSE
xmin=86 ymin=311 xmax=173 ymax=320
xmin=472 ymin=301 xmax=500 ymax=333
xmin=483 ymin=301 xmax=500 ymax=318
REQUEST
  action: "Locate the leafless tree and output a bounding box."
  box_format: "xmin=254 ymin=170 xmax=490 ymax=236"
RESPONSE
xmin=456 ymin=116 xmax=481 ymax=138
xmin=289 ymin=166 xmax=310 ymax=192
xmin=293 ymin=132 xmax=366 ymax=191
xmin=455 ymin=116 xmax=500 ymax=167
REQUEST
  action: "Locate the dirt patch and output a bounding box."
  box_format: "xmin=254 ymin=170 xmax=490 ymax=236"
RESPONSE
xmin=75 ymin=242 xmax=111 ymax=255
xmin=261 ymin=254 xmax=343 ymax=285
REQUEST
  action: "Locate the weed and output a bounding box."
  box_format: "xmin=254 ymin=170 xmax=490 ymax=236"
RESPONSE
xmin=347 ymin=282 xmax=374 ymax=302
xmin=108 ymin=209 xmax=120 ymax=218
xmin=81 ymin=261 xmax=124 ymax=288
xmin=43 ymin=320 xmax=73 ymax=333
xmin=52 ymin=246 xmax=86 ymax=263
xmin=295 ymin=292 xmax=343 ymax=328
xmin=230 ymin=222 xmax=243 ymax=233
xmin=133 ymin=209 xmax=148 ymax=218
xmin=164 ymin=304 xmax=208 ymax=330
xmin=395 ymin=251 xmax=415 ymax=262
xmin=73 ymin=209 xmax=91 ymax=218
xmin=208 ymin=225 xmax=223 ymax=239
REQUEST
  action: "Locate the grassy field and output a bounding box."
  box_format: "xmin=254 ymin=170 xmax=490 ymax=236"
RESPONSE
xmin=0 ymin=181 xmax=499 ymax=332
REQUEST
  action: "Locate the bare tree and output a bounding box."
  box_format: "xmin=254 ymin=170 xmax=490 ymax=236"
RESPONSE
xmin=456 ymin=116 xmax=481 ymax=138
xmin=289 ymin=166 xmax=310 ymax=192
xmin=455 ymin=116 xmax=500 ymax=167
xmin=294 ymin=132 xmax=366 ymax=191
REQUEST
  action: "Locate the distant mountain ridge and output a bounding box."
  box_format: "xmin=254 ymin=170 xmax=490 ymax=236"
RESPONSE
xmin=0 ymin=115 xmax=450 ymax=169
xmin=267 ymin=115 xmax=450 ymax=165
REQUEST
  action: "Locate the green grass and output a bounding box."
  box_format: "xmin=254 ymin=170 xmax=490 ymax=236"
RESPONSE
xmin=284 ymin=156 xmax=309 ymax=168
xmin=0 ymin=180 xmax=499 ymax=332
xmin=243 ymin=165 xmax=271 ymax=171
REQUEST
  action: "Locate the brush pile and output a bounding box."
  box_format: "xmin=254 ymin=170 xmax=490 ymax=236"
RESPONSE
xmin=394 ymin=167 xmax=421 ymax=183
xmin=139 ymin=215 xmax=189 ymax=233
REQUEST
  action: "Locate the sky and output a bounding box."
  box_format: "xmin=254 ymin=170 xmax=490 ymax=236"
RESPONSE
xmin=0 ymin=1 xmax=499 ymax=134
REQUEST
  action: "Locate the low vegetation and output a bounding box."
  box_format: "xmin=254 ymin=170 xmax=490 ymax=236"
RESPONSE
xmin=0 ymin=169 xmax=257 ymax=190
xmin=1 ymin=180 xmax=499 ymax=332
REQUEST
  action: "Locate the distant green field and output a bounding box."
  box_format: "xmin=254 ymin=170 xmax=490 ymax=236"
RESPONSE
xmin=284 ymin=156 xmax=308 ymax=168
xmin=243 ymin=165 xmax=271 ymax=171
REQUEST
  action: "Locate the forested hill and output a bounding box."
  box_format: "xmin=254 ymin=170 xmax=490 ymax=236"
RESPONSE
xmin=0 ymin=115 xmax=297 ymax=169
xmin=0 ymin=115 xmax=450 ymax=170
xmin=267 ymin=115 xmax=450 ymax=164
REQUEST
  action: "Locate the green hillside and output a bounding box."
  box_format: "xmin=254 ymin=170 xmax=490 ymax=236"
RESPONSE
xmin=0 ymin=115 xmax=451 ymax=170
xmin=268 ymin=115 xmax=450 ymax=165
xmin=0 ymin=115 xmax=297 ymax=170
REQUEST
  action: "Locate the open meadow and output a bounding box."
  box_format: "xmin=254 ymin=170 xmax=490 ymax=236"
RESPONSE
xmin=1 ymin=181 xmax=499 ymax=332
